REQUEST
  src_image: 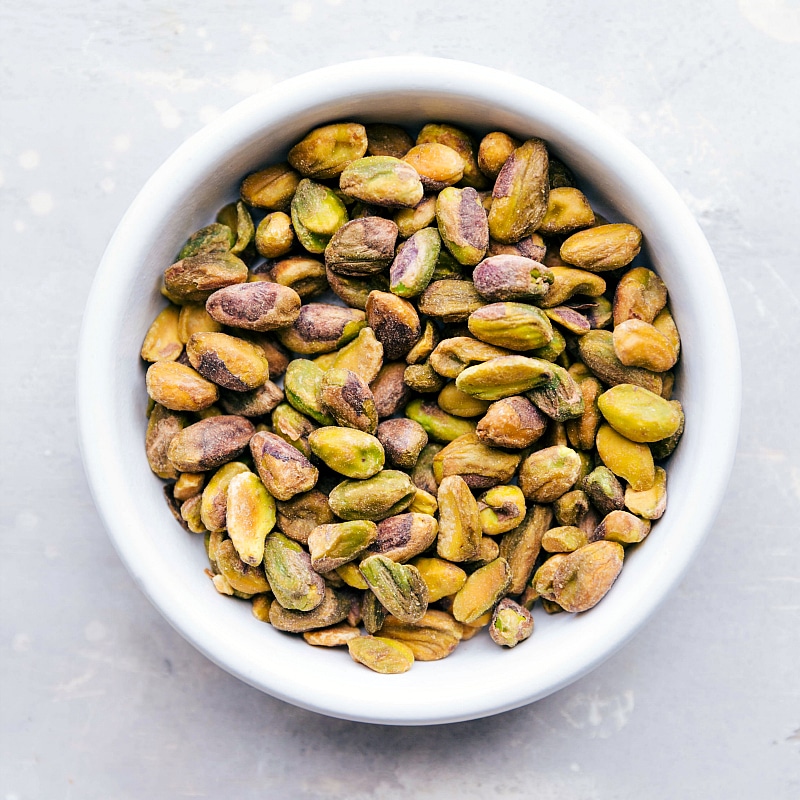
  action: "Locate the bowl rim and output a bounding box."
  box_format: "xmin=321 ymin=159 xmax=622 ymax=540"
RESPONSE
xmin=77 ymin=56 xmax=741 ymax=725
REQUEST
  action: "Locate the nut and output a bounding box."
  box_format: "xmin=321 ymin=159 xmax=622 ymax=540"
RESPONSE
xmin=578 ymin=330 xmax=663 ymax=394
xmin=433 ymin=433 xmax=521 ymax=490
xmin=308 ymin=427 xmax=385 ymax=479
xmin=307 ymin=520 xmax=378 ymax=573
xmin=347 ymin=635 xmax=414 ymax=674
xmin=324 ymin=217 xmax=399 ymax=276
xmin=455 ymin=355 xmax=555 ymax=401
xmin=277 ymin=303 xmax=366 ymax=355
xmin=613 ymin=266 xmax=668 ymax=325
xmin=365 ymin=123 xmax=414 ymax=158
xmin=250 ymin=430 xmax=319 ymax=501
xmin=537 ymin=187 xmax=595 ymax=235
xmin=339 ymin=156 xmax=424 ymax=208
xmin=478 ymin=485 xmax=526 ymax=536
xmin=468 ymin=302 xmax=554 ymax=351
xmin=205 ymin=281 xmax=302 ymax=332
xmin=163 ymin=252 xmax=248 ymax=302
xmin=365 ymin=290 xmax=422 ymax=361
xmin=186 ymin=332 xmax=270 ymax=392
xmin=550 ymin=541 xmax=625 ymax=612
xmin=624 ymin=466 xmax=667 ymax=520
xmin=418 ymin=279 xmax=487 ymax=323
xmin=270 ymin=584 xmax=353 ymax=632
xmin=613 ymin=319 xmax=677 ymax=372
xmin=452 ymin=558 xmax=512 ymax=624
xmin=376 ymin=418 xmax=428 ymax=469
xmin=404 ymin=361 xmax=446 ymax=394
xmin=597 ymin=384 xmax=683 ymax=443
xmin=526 ymin=362 xmax=585 ymax=421
xmin=393 ymin=195 xmax=437 ymax=238
xmin=595 ymin=423 xmax=655 ymax=491
xmin=320 ymin=367 xmax=379 ymax=434
xmin=475 ymin=396 xmax=548 ymax=449
xmin=177 ymin=223 xmax=235 ymax=260
xmin=410 ymin=442 xmax=444 ymax=495
xmin=389 ymin=227 xmax=441 ymax=297
xmin=328 ymin=470 xmax=417 ymax=521
xmin=436 ymin=186 xmax=489 ymax=266
xmin=541 ymin=525 xmax=588 ymax=553
xmin=145 ymin=404 xmax=187 ymax=479
xmin=253 ymin=255 xmax=328 ymax=299
xmin=325 ymin=267 xmax=390 ymax=310
xmin=538 ymin=266 xmax=606 ymax=308
xmin=560 ymin=223 xmax=642 ymax=271
xmin=489 ymin=598 xmax=533 ymax=647
xmin=254 ymin=211 xmax=294 ymax=259
xmin=275 ymin=489 xmax=335 ymax=546
xmin=212 ymin=536 xmax=271 ymax=595
xmin=518 ymin=446 xmax=582 ymax=503
xmin=437 ymin=382 xmax=490 ymax=418
xmin=141 ymin=305 xmax=183 ymax=362
xmin=412 ymin=557 xmax=467 ymax=602
xmin=592 ymin=509 xmax=651 ymax=545
xmin=167 ymin=415 xmax=254 ymax=472
xmin=429 ymin=336 xmax=511 ymax=379
xmin=564 ymin=376 xmax=603 ymax=451
xmin=369 ymin=513 xmax=439 ymax=563
xmin=378 ymin=610 xmax=463 ymax=661
xmin=436 ymin=475 xmax=482 ymax=562
xmin=402 ymin=142 xmax=464 ymax=191
xmin=369 ymin=362 xmax=411 ymax=418
xmin=145 ymin=361 xmax=220 ymax=412
xmin=177 ymin=302 xmax=223 ymax=344
xmin=478 ymin=131 xmax=520 ymax=180
xmin=472 ymin=255 xmax=554 ymax=302
xmin=173 ymin=472 xmax=205 ymax=501
xmin=200 ymin=461 xmax=251 ymax=532
xmin=499 ymin=504 xmax=553 ymax=594
xmin=241 ymin=163 xmax=301 ymax=210
xmin=359 ymin=554 xmax=429 ymax=623
xmin=263 ymin=531 xmax=325 ymax=611
xmin=226 ymin=472 xmax=276 ymax=566
xmin=303 ymin=624 xmax=361 ymax=647
xmin=219 ymin=380 xmax=284 ymax=418
xmin=404 ymin=398 xmax=477 ymax=443
xmin=216 ymin=200 xmax=254 ymax=255
xmin=582 ymin=466 xmax=625 ymax=516
xmin=417 ymin=123 xmax=487 ymax=188
xmin=405 ymin=320 xmax=440 ymax=365
xmin=290 ymin=179 xmax=349 ymax=253
xmin=287 ymin=122 xmax=368 ymax=179
xmin=283 ymin=359 xmax=335 ymax=425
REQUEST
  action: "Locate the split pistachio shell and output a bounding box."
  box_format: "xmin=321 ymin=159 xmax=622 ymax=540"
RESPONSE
xmin=225 ymin=472 xmax=276 ymax=566
xmin=595 ymin=424 xmax=655 ymax=491
xmin=328 ymin=470 xmax=417 ymax=521
xmin=308 ymin=427 xmax=385 ymax=479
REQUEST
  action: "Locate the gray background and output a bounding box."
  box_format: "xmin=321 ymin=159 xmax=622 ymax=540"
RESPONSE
xmin=2 ymin=0 xmax=799 ymax=797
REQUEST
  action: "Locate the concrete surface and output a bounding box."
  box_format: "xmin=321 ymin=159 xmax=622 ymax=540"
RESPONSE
xmin=1 ymin=0 xmax=799 ymax=797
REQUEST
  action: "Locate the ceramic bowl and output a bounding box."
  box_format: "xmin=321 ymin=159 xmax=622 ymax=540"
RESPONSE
xmin=77 ymin=57 xmax=740 ymax=725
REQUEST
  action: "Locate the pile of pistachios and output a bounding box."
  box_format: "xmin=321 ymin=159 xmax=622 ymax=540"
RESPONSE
xmin=142 ymin=121 xmax=683 ymax=674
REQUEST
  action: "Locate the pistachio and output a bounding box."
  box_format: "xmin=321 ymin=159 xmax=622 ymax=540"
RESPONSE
xmin=307 ymin=520 xmax=378 ymax=572
xmin=417 ymin=123 xmax=487 ymax=189
xmin=291 ymin=179 xmax=349 ymax=253
xmin=216 ymin=200 xmax=254 ymax=255
xmin=613 ymin=267 xmax=668 ymax=325
xmin=145 ymin=361 xmax=219 ymax=411
xmin=360 ymin=554 xmax=428 ymax=623
xmin=532 ymin=553 xmax=569 ymax=601
xmin=173 ymin=471 xmax=205 ymax=501
xmin=538 ymin=266 xmax=607 ymax=309
xmin=365 ymin=290 xmax=422 ymax=361
xmin=402 ymin=143 xmax=464 ymax=191
xmin=613 ymin=319 xmax=677 ymax=372
xmin=283 ymin=359 xmax=335 ymax=425
xmin=163 ymin=252 xmax=248 ymax=302
xmin=592 ymin=509 xmax=651 ymax=545
xmin=411 ymin=557 xmax=467 ymax=602
xmin=200 ymin=461 xmax=251 ymax=531
xmin=179 ymin=494 xmax=207 ymax=533
xmin=405 ymin=320 xmax=439 ymax=366
xmin=409 ymin=487 xmax=438 ymax=516
xmin=177 ymin=223 xmax=235 ymax=260
xmin=526 ymin=362 xmax=585 ymax=421
xmin=347 ymin=635 xmax=414 ymax=674
xmin=308 ymin=427 xmax=385 ymax=479
xmin=253 ymin=211 xmax=293 ymax=259
xmin=370 ymin=362 xmax=411 ymax=418
xmin=393 ymin=195 xmax=437 ymax=238
xmin=651 ymin=401 xmax=685 ymax=460
xmin=303 ymin=623 xmax=361 ymax=647
xmin=320 ymin=368 xmax=378 ymax=434
xmin=595 ymin=424 xmax=654 ymax=491
xmin=336 ymin=562 xmax=370 ymax=590
xmin=478 ymin=485 xmax=526 ymax=536
xmin=328 ymin=470 xmax=417 ymax=521
xmin=433 ymin=433 xmax=521 ymax=490
xmin=553 ymin=489 xmax=591 ymax=527
xmin=652 ymin=307 xmax=681 ymax=359
xmin=499 ymin=504 xmax=553 ymax=594
xmin=518 ymin=446 xmax=582 ymax=503
xmin=436 ymin=475 xmax=482 ymax=562
xmin=213 ymin=536 xmax=271 ymax=595
xmin=324 ymin=217 xmax=399 ymax=276
xmin=249 ymin=430 xmax=319 ymax=501
xmin=549 ymin=158 xmax=576 ymax=189
xmin=255 ymin=255 xmax=327 ymax=299
xmin=262 ymin=531 xmax=325 ymax=611
xmin=565 ymin=376 xmax=603 ymax=451
xmin=186 ymin=332 xmax=270 ymax=392
xmin=490 ymin=598 xmax=534 ymax=647
xmin=488 ymin=138 xmax=549 ymax=244
xmin=275 ymin=489 xmax=335 ymax=545
xmin=271 ymin=402 xmax=317 ymax=458
xmin=219 ymin=380 xmax=283 ymax=418
xmin=436 ymin=186 xmax=489 ymax=266
xmin=431 ymin=248 xmax=467 ymax=282
xmin=582 ymin=466 xmax=625 ymax=515
xmin=624 ymin=466 xmax=667 ymax=520
xmin=541 ymin=525 xmax=588 ymax=553
xmin=339 ymin=156 xmax=424 ymax=208
xmin=538 ymin=187 xmax=595 ymax=235
xmin=468 ymin=302 xmax=554 ymax=351
xmin=405 ymin=399 xmax=477 ymax=443
xmin=205 ymin=281 xmax=301 ymax=332
xmin=277 ymin=303 xmax=366 ymax=355
xmin=251 ymin=594 xmax=272 ymax=621
xmin=488 ymin=233 xmax=547 ymax=262
xmin=578 ymin=330 xmax=663 ymax=394
xmin=270 ymin=584 xmax=353 ymax=632
xmin=361 ymin=590 xmax=387 ymax=634
xmin=551 ymin=541 xmax=625 ymax=612
xmin=241 ymin=163 xmax=301 ymax=210
xmin=167 ymin=415 xmax=254 ymax=472
xmin=544 ymin=305 xmax=591 ymax=335
xmin=325 ymin=266 xmax=390 ymax=310
xmin=387 ymin=227 xmax=441 ymax=299
xmin=411 ymin=442 xmax=444 ymax=495
xmin=369 ymin=513 xmax=439 ymax=563
xmin=287 ymin=122 xmax=368 ymax=179
xmin=418 ymin=279 xmax=487 ymax=323
xmin=455 ymin=355 xmax=555 ymax=401
xmin=225 ymin=472 xmax=276 ymax=566
xmin=378 ymin=610 xmax=463 ymax=661
xmin=403 ymin=361 xmax=446 ymax=393
xmin=145 ymin=404 xmax=188 ymax=479
xmin=452 ymin=558 xmax=512 ymax=624
xmin=429 ymin=336 xmax=511 ymax=379
xmin=471 ymin=255 xmax=553 ymax=302
xmin=365 ymin=123 xmax=414 ymax=158
xmin=376 ymin=418 xmax=428 ymax=469
xmin=141 ymin=305 xmax=183 ymax=362
xmin=240 ymin=334 xmax=290 ymax=377
xmin=478 ymin=131 xmax=520 ymax=180
xmin=560 ymin=223 xmax=642 ymax=271
xmin=437 ymin=382 xmax=490 ymax=418
xmin=598 ymin=384 xmax=682 ymax=443
xmin=475 ymin=396 xmax=548 ymax=449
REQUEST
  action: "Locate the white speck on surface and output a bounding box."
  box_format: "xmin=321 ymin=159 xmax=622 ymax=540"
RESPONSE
xmin=28 ymin=191 xmax=54 ymax=215
xmin=84 ymin=621 xmax=107 ymax=642
xmin=100 ymin=177 xmax=115 ymax=193
xmin=12 ymin=634 xmax=32 ymax=653
xmin=19 ymin=149 xmax=40 ymax=169
xmin=13 ymin=220 xmax=26 ymax=233
xmin=292 ymin=2 xmax=312 ymax=22
xmin=562 ymin=689 xmax=635 ymax=738
xmin=154 ymin=99 xmax=182 ymax=130
xmin=229 ymin=70 xmax=274 ymax=95
xmin=739 ymin=0 xmax=800 ymax=43
xmin=198 ymin=105 xmax=221 ymax=124
xmin=112 ymin=134 xmax=131 ymax=152
xmin=16 ymin=510 xmax=39 ymax=529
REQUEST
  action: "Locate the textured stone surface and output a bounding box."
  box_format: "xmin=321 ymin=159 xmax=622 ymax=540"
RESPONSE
xmin=2 ymin=1 xmax=800 ymax=797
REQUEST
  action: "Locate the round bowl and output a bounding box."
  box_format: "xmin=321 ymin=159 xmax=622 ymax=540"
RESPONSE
xmin=77 ymin=57 xmax=740 ymax=725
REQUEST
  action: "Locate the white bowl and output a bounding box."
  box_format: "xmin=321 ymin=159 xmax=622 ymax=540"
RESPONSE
xmin=77 ymin=57 xmax=740 ymax=725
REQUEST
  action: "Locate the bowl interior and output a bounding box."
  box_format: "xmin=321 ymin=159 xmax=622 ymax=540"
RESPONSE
xmin=78 ymin=58 xmax=739 ymax=725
